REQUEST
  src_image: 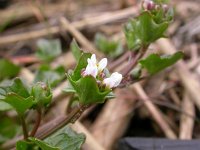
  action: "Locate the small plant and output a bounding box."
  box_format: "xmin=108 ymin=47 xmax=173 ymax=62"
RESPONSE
xmin=0 ymin=0 xmax=183 ymax=149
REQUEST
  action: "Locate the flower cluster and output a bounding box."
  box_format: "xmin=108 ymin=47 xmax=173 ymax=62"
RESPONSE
xmin=142 ymin=0 xmax=169 ymax=11
xmin=82 ymin=54 xmax=122 ymax=89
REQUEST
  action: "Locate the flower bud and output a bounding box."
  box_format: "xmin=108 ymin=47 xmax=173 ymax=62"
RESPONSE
xmin=143 ymin=0 xmax=155 ymax=10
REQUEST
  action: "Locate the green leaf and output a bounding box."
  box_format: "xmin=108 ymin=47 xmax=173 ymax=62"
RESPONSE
xmin=0 ymin=78 xmax=34 ymax=115
xmin=29 ymin=138 xmax=59 ymax=150
xmin=0 ymin=117 xmax=18 ymax=143
xmin=16 ymin=140 xmax=35 ymax=150
xmin=36 ymin=39 xmax=62 ymax=62
xmin=2 ymin=94 xmax=34 ymax=115
xmin=45 ymin=126 xmax=85 ymax=150
xmin=31 ymin=82 xmax=52 ymax=108
xmin=0 ymin=101 xmax=12 ymax=111
xmin=139 ymin=51 xmax=184 ymax=75
xmin=16 ymin=138 xmax=59 ymax=150
xmin=0 ymin=59 xmax=20 ymax=81
xmin=71 ymin=53 xmax=91 ymax=81
xmin=124 ymin=11 xmax=169 ymax=50
xmin=6 ymin=78 xmax=30 ymax=98
xmin=67 ymin=74 xmax=111 ymax=104
xmin=34 ymin=65 xmax=65 ymax=87
xmin=63 ymin=83 xmax=76 ymax=93
xmin=95 ymin=33 xmax=124 ymax=58
xmin=71 ymin=40 xmax=82 ymax=61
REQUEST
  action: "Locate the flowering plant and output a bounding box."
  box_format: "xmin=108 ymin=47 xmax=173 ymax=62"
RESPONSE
xmin=0 ymin=0 xmax=184 ymax=150
xmin=66 ymin=53 xmax=122 ymax=104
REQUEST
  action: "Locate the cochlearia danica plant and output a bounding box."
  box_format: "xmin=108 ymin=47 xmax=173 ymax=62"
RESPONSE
xmin=0 ymin=0 xmax=183 ymax=149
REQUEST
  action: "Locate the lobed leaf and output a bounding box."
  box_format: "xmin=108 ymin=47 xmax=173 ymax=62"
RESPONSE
xmin=67 ymin=74 xmax=111 ymax=104
xmin=139 ymin=51 xmax=184 ymax=75
xmin=124 ymin=11 xmax=169 ymax=50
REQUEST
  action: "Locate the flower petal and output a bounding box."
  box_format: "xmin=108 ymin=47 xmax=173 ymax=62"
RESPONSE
xmin=110 ymin=72 xmax=122 ymax=87
xmin=98 ymin=58 xmax=107 ymax=72
xmin=84 ymin=64 xmax=98 ymax=78
xmin=90 ymin=54 xmax=97 ymax=64
xmin=103 ymin=72 xmax=122 ymax=88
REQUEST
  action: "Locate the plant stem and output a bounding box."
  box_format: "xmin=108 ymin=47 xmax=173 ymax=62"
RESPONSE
xmin=35 ymin=104 xmax=90 ymax=139
xmin=1 ymin=104 xmax=90 ymax=150
xmin=20 ymin=115 xmax=28 ymax=140
xmin=121 ymin=46 xmax=148 ymax=76
xmin=30 ymin=108 xmax=42 ymax=137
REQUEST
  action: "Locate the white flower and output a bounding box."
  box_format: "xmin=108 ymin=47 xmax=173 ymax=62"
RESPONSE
xmin=98 ymin=58 xmax=107 ymax=72
xmin=82 ymin=54 xmax=107 ymax=78
xmin=103 ymin=72 xmax=122 ymax=88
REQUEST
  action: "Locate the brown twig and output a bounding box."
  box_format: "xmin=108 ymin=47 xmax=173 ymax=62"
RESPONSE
xmin=0 ymin=7 xmax=138 ymax=45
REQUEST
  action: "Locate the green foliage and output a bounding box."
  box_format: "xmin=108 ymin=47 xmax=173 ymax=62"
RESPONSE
xmin=45 ymin=126 xmax=85 ymax=150
xmin=65 ymin=53 xmax=111 ymax=104
xmin=0 ymin=59 xmax=20 ymax=81
xmin=95 ymin=33 xmax=124 ymax=58
xmin=2 ymin=94 xmax=34 ymax=116
xmin=16 ymin=140 xmax=34 ymax=150
xmin=31 ymin=82 xmax=52 ymax=108
xmin=0 ymin=78 xmax=34 ymax=115
xmin=16 ymin=139 xmax=54 ymax=150
xmin=139 ymin=51 xmax=184 ymax=75
xmin=124 ymin=11 xmax=169 ymax=50
xmin=34 ymin=65 xmax=65 ymax=87
xmin=153 ymin=0 xmax=169 ymax=4
xmin=36 ymin=39 xmax=62 ymax=62
xmin=67 ymin=74 xmax=111 ymax=104
xmin=0 ymin=117 xmax=19 ymax=144
xmin=0 ymin=78 xmax=52 ymax=115
xmin=71 ymin=53 xmax=91 ymax=81
xmin=0 ymin=101 xmax=12 ymax=111
xmin=70 ymin=40 xmax=82 ymax=61
xmin=16 ymin=126 xmax=85 ymax=150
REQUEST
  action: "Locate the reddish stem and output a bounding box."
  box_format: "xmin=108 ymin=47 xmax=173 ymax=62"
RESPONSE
xmin=30 ymin=108 xmax=42 ymax=137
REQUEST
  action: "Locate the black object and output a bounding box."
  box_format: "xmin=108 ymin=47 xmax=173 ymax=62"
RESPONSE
xmin=118 ymin=138 xmax=200 ymax=150
xmin=0 ymin=0 xmax=10 ymax=9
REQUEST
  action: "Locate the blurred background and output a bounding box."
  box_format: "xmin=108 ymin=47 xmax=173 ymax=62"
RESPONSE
xmin=0 ymin=0 xmax=200 ymax=150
